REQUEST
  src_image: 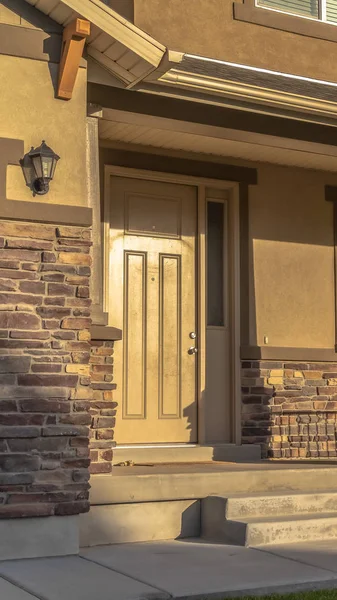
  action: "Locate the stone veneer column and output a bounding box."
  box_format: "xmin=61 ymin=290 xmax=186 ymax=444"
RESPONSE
xmin=242 ymin=360 xmax=337 ymax=458
xmin=0 ymin=220 xmax=92 ymax=526
xmin=89 ymin=327 xmax=121 ymax=473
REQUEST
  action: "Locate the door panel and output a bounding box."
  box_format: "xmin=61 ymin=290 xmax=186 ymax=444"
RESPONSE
xmin=109 ymin=177 xmax=197 ymax=444
xmin=159 ymin=254 xmax=181 ymax=419
xmin=123 ymin=251 xmax=146 ymax=419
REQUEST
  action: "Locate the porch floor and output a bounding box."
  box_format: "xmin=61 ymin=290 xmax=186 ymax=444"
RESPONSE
xmin=3 ymin=538 xmax=337 ymax=600
xmin=90 ymin=460 xmax=337 ymax=505
xmin=110 ymin=459 xmax=337 ymax=472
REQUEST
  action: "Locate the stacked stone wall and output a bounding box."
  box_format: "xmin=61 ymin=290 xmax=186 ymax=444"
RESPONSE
xmin=0 ymin=221 xmax=92 ymax=518
xmin=89 ymin=340 xmax=116 ymax=474
xmin=242 ymin=360 xmax=337 ymax=458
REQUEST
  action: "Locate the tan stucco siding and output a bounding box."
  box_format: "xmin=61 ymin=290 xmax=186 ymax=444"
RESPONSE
xmin=249 ymin=165 xmax=335 ymax=348
xmin=134 ymin=0 xmax=337 ymax=82
xmin=0 ymin=1 xmax=60 ymax=31
xmin=0 ymin=4 xmax=22 ymax=26
xmin=0 ymin=54 xmax=87 ymax=206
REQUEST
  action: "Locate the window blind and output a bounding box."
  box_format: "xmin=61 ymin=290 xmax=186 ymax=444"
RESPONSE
xmin=327 ymin=0 xmax=337 ymax=23
xmin=257 ymin=0 xmax=319 ymax=19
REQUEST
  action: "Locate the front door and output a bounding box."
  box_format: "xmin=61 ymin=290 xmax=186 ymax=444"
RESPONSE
xmin=109 ymin=176 xmax=198 ymax=444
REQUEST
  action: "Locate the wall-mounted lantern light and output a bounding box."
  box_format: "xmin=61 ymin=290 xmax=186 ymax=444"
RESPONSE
xmin=20 ymin=141 xmax=60 ymax=196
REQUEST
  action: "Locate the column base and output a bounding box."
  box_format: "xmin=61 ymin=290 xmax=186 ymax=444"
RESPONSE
xmin=0 ymin=515 xmax=79 ymax=561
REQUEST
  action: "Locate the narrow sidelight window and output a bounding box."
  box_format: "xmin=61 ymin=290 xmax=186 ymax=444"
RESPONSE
xmin=207 ymin=201 xmax=226 ymax=327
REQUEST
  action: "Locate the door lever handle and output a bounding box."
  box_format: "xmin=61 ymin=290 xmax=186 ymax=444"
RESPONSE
xmin=188 ymin=346 xmax=198 ymax=355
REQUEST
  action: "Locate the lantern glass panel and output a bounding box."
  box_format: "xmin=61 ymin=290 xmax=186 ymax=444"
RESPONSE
xmin=20 ymin=156 xmax=34 ymax=187
xmin=32 ymin=155 xmax=43 ymax=179
xmin=41 ymin=156 xmax=53 ymax=179
xmin=50 ymin=157 xmax=58 ymax=179
xmin=22 ymin=165 xmax=32 ymax=186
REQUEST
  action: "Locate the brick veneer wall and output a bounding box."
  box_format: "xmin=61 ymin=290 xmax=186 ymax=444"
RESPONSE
xmin=89 ymin=340 xmax=116 ymax=474
xmin=242 ymin=360 xmax=337 ymax=458
xmin=0 ymin=220 xmax=92 ymax=518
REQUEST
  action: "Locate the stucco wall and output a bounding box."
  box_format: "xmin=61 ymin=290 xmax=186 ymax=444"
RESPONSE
xmin=0 ymin=3 xmax=28 ymax=26
xmin=0 ymin=0 xmax=60 ymax=31
xmin=134 ymin=0 xmax=337 ymax=82
xmin=248 ymin=164 xmax=335 ymax=348
xmin=0 ymin=54 xmax=87 ymax=207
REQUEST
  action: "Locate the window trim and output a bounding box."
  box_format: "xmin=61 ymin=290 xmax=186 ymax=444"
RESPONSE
xmin=320 ymin=0 xmax=327 ymax=21
xmin=233 ymin=0 xmax=337 ymax=42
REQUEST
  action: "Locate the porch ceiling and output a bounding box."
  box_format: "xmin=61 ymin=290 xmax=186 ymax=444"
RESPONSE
xmin=99 ymin=108 xmax=337 ymax=172
xmin=23 ymin=0 xmax=171 ymax=87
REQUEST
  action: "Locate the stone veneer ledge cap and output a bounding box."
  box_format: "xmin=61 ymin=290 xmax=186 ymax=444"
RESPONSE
xmin=91 ymin=325 xmax=122 ymax=341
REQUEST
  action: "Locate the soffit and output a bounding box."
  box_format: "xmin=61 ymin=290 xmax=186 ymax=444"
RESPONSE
xmin=99 ymin=108 xmax=337 ymax=172
xmin=23 ymin=0 xmax=167 ymax=86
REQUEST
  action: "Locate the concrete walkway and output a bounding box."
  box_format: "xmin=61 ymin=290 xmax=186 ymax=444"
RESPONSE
xmin=3 ymin=539 xmax=337 ymax=600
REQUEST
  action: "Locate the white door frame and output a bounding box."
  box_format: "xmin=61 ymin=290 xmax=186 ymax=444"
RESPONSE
xmin=104 ymin=165 xmax=242 ymax=445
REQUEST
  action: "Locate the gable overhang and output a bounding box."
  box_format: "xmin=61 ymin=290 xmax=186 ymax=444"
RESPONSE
xmin=23 ymin=1 xmax=337 ymax=124
xmin=23 ymin=0 xmax=179 ymax=88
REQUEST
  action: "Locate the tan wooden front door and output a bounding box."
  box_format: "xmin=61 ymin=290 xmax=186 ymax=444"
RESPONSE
xmin=109 ymin=176 xmax=197 ymax=444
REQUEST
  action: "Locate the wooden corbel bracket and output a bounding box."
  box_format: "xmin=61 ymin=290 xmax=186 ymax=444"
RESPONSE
xmin=57 ymin=18 xmax=91 ymax=100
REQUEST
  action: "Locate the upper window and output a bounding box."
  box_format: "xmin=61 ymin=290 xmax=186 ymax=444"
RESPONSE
xmin=257 ymin=0 xmax=337 ymax=24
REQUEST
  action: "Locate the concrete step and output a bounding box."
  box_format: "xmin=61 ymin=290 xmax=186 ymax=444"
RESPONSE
xmin=225 ymin=491 xmax=337 ymax=519
xmin=84 ymin=465 xmax=337 ymax=547
xmin=229 ymin=513 xmax=337 ymax=547
xmin=202 ymin=496 xmax=337 ymax=546
xmin=80 ymin=499 xmax=200 ymax=547
xmin=113 ymin=444 xmax=261 ymax=465
xmin=90 ymin=464 xmax=337 ymax=505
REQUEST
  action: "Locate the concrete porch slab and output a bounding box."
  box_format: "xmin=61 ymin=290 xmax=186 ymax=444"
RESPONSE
xmin=0 ymin=578 xmax=38 ymax=600
xmin=113 ymin=443 xmax=261 ymax=465
xmin=257 ymin=540 xmax=337 ymax=573
xmin=91 ymin=462 xmax=337 ymax=505
xmin=80 ymin=539 xmax=337 ymax=599
xmin=0 ymin=555 xmax=170 ymax=600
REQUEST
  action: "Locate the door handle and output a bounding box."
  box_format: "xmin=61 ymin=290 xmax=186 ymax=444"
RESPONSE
xmin=188 ymin=346 xmax=198 ymax=355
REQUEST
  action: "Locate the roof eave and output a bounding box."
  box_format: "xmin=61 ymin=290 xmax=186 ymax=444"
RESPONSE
xmin=23 ymin=0 xmax=179 ymax=88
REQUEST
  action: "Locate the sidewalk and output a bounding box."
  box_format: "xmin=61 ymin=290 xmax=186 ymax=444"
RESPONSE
xmin=2 ymin=539 xmax=337 ymax=600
